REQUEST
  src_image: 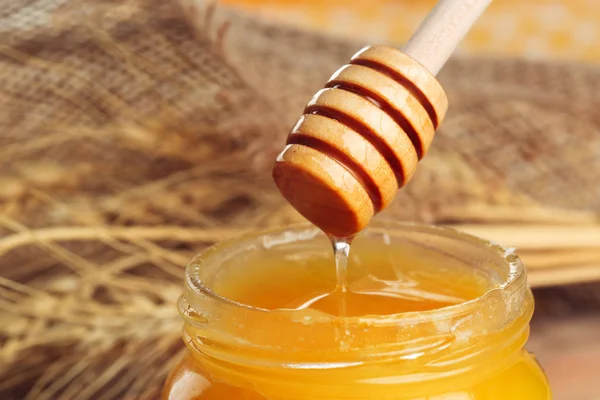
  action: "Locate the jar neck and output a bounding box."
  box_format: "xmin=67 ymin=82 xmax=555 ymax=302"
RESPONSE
xmin=181 ymin=289 xmax=532 ymax=387
xmin=180 ymin=222 xmax=533 ymax=397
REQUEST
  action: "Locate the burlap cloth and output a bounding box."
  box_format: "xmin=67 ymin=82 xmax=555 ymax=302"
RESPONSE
xmin=1 ymin=0 xmax=599 ymax=398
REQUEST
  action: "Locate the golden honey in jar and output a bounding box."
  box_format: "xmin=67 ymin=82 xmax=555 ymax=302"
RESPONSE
xmin=162 ymin=221 xmax=551 ymax=400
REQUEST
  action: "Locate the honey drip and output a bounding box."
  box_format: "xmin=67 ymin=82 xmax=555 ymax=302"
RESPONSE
xmin=330 ymin=236 xmax=353 ymax=319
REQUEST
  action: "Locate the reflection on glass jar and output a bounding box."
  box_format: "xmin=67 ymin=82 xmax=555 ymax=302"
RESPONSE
xmin=162 ymin=221 xmax=551 ymax=400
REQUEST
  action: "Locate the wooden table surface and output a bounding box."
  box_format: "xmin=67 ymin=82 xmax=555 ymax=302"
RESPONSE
xmin=528 ymin=311 xmax=600 ymax=400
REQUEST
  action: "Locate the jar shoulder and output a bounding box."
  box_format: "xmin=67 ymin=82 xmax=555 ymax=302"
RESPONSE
xmin=162 ymin=351 xmax=266 ymax=400
xmin=470 ymin=351 xmax=551 ymax=400
xmin=162 ymin=351 xmax=550 ymax=400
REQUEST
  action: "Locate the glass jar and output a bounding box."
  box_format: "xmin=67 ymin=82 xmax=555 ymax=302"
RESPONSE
xmin=162 ymin=221 xmax=551 ymax=400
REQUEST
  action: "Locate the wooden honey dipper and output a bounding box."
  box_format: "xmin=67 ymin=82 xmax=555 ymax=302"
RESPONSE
xmin=272 ymin=0 xmax=492 ymax=238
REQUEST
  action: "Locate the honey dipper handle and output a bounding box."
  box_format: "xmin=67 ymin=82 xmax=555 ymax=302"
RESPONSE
xmin=403 ymin=0 xmax=492 ymax=76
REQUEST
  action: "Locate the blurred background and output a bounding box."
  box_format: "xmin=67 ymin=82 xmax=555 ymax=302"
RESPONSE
xmin=221 ymin=0 xmax=600 ymax=61
xmin=1 ymin=0 xmax=599 ymax=399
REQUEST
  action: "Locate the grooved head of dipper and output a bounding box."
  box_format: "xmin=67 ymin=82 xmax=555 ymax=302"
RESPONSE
xmin=272 ymin=144 xmax=374 ymax=238
xmin=271 ymin=46 xmax=449 ymax=237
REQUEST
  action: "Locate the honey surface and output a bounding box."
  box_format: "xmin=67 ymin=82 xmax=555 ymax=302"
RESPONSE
xmin=213 ymin=236 xmax=488 ymax=316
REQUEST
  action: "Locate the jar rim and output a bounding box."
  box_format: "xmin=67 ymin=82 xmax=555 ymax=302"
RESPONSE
xmin=184 ymin=219 xmax=527 ymax=327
